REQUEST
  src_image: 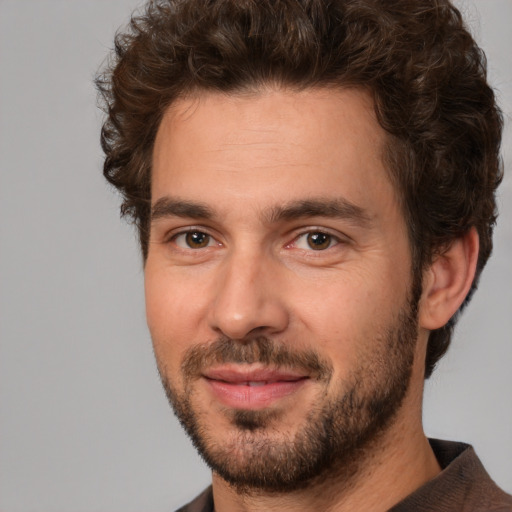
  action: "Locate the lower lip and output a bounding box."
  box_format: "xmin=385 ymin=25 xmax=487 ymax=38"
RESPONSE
xmin=205 ymin=378 xmax=308 ymax=409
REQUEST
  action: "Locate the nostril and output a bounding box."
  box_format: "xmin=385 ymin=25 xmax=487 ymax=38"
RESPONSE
xmin=208 ymin=264 xmax=290 ymax=339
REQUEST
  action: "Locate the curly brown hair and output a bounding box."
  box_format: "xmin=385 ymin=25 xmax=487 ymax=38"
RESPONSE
xmin=96 ymin=0 xmax=503 ymax=378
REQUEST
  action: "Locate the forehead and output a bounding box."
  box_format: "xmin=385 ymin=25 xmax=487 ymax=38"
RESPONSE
xmin=151 ymin=87 xmax=396 ymax=219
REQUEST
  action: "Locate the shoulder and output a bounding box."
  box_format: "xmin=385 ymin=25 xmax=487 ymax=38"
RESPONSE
xmin=390 ymin=439 xmax=512 ymax=512
xmin=175 ymin=486 xmax=213 ymax=512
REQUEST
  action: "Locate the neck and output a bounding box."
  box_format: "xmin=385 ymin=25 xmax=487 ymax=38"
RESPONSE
xmin=211 ymin=362 xmax=440 ymax=512
xmin=212 ymin=432 xmax=439 ymax=512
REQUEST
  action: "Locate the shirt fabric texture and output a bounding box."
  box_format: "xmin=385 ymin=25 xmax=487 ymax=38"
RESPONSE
xmin=175 ymin=439 xmax=512 ymax=512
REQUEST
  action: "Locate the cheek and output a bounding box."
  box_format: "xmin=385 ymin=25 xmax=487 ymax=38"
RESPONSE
xmin=144 ymin=266 xmax=206 ymax=371
xmin=290 ymin=267 xmax=406 ymax=372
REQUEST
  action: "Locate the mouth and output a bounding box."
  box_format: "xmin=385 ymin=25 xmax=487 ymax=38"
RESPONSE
xmin=202 ymin=366 xmax=310 ymax=410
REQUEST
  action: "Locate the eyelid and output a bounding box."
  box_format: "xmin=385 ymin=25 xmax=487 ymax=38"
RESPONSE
xmin=162 ymin=224 xmax=212 ymax=240
xmin=165 ymin=226 xmax=222 ymax=248
xmin=159 ymin=224 xmax=350 ymax=252
xmin=287 ymin=227 xmax=350 ymax=248
xmin=292 ymin=233 xmax=337 ymax=251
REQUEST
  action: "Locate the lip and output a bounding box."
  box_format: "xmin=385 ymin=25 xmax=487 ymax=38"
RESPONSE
xmin=202 ymin=365 xmax=309 ymax=410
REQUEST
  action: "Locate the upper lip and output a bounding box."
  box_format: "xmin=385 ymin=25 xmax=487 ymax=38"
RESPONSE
xmin=202 ymin=365 xmax=308 ymax=384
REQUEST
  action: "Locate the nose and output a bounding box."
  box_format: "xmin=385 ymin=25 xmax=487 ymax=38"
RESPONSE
xmin=208 ymin=250 xmax=289 ymax=340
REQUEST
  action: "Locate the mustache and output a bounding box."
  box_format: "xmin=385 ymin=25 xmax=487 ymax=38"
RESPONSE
xmin=181 ymin=336 xmax=333 ymax=382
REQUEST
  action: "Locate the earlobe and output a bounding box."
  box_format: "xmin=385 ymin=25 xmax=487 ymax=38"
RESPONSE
xmin=419 ymin=227 xmax=479 ymax=330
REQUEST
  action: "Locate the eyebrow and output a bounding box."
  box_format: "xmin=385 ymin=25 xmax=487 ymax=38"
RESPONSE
xmin=266 ymin=198 xmax=372 ymax=227
xmin=150 ymin=196 xmax=372 ymax=227
xmin=151 ymin=197 xmax=214 ymax=221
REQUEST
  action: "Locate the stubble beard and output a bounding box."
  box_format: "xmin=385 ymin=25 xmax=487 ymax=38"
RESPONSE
xmin=157 ymin=293 xmax=420 ymax=494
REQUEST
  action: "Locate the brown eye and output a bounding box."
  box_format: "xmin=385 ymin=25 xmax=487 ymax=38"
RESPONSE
xmin=306 ymin=232 xmax=332 ymax=250
xmin=184 ymin=231 xmax=211 ymax=248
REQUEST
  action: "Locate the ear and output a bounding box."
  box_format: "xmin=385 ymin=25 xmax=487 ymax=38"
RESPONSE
xmin=419 ymin=227 xmax=479 ymax=330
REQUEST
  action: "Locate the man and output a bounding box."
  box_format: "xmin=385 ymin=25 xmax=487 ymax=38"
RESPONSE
xmin=97 ymin=0 xmax=511 ymax=510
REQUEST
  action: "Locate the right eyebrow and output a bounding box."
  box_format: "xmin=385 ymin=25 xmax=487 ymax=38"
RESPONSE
xmin=150 ymin=197 xmax=214 ymax=221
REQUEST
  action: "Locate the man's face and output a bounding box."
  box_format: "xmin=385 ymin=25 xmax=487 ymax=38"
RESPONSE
xmin=145 ymin=88 xmax=422 ymax=491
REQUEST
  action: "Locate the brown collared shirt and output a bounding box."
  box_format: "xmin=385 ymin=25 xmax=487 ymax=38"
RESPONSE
xmin=176 ymin=439 xmax=512 ymax=512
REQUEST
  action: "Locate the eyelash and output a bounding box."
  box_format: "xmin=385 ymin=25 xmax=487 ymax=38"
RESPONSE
xmin=166 ymin=227 xmax=345 ymax=253
xmin=289 ymin=230 xmax=344 ymax=252
xmin=168 ymin=228 xmax=220 ymax=250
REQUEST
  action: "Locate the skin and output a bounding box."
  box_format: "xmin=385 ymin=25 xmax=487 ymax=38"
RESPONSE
xmin=145 ymin=87 xmax=478 ymax=511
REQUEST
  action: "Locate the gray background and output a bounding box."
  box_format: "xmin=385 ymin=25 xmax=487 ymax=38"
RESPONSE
xmin=0 ymin=0 xmax=510 ymax=511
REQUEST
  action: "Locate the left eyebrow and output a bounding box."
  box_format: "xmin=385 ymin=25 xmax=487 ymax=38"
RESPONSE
xmin=265 ymin=198 xmax=372 ymax=227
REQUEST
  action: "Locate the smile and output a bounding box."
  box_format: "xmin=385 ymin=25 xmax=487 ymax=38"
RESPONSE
xmin=202 ymin=366 xmax=310 ymax=409
xmin=243 ymin=381 xmax=273 ymax=386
